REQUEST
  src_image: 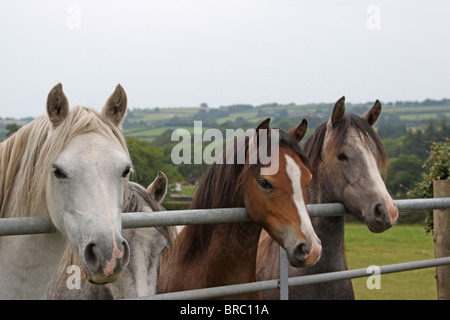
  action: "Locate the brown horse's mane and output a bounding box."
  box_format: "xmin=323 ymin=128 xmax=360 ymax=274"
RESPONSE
xmin=304 ymin=113 xmax=387 ymax=177
xmin=178 ymin=129 xmax=310 ymax=262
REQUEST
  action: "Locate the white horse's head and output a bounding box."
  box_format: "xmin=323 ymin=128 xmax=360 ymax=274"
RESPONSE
xmin=44 ymin=84 xmax=132 ymax=283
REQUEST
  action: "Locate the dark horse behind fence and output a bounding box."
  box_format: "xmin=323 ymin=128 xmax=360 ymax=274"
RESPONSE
xmin=257 ymin=97 xmax=398 ymax=299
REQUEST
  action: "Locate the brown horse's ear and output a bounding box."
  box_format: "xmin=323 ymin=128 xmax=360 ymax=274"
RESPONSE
xmin=147 ymin=171 xmax=168 ymax=204
xmin=256 ymin=118 xmax=271 ymax=133
xmin=361 ymin=99 xmax=382 ymax=126
xmin=47 ymin=83 xmax=69 ymax=128
xmin=249 ymin=118 xmax=271 ymax=151
xmin=102 ymin=84 xmax=127 ymax=127
xmin=330 ymin=96 xmax=345 ymax=127
xmin=288 ymin=119 xmax=308 ymax=142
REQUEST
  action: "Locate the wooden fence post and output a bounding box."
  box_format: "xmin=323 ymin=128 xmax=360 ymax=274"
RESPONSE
xmin=434 ymin=180 xmax=450 ymax=300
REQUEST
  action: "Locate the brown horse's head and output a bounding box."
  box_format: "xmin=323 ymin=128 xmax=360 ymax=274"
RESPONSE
xmin=305 ymin=97 xmax=398 ymax=232
xmin=239 ymin=119 xmax=321 ymax=267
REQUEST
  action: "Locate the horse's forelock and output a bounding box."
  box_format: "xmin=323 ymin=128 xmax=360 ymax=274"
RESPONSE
xmin=305 ymin=114 xmax=387 ymax=172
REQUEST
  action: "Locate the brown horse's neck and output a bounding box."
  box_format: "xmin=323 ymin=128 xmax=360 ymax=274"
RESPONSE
xmin=158 ymin=187 xmax=264 ymax=298
xmin=203 ymin=221 xmax=263 ymax=299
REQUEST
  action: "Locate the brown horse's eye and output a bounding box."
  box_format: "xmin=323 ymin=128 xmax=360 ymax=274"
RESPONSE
xmin=257 ymin=178 xmax=273 ymax=190
xmin=337 ymin=153 xmax=348 ymax=162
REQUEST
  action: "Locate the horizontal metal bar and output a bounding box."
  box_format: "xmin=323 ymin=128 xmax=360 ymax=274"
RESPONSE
xmin=134 ymin=279 xmax=280 ymax=300
xmin=121 ymin=207 xmax=250 ymax=229
xmin=0 ymin=216 xmax=55 ymax=236
xmin=138 ymin=257 xmax=450 ymax=300
xmin=395 ymin=197 xmax=450 ymax=211
xmin=288 ymin=256 xmax=450 ymax=287
xmin=0 ymin=198 xmax=449 ymax=236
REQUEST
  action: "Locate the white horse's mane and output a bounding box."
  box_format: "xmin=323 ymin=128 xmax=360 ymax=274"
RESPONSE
xmin=0 ymin=105 xmax=129 ymax=218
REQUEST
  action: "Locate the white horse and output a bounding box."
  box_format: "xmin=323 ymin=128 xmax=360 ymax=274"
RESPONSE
xmin=47 ymin=172 xmax=177 ymax=299
xmin=0 ymin=84 xmax=132 ymax=299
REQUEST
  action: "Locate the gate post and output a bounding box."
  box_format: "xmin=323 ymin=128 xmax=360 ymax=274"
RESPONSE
xmin=279 ymin=246 xmax=289 ymax=300
xmin=434 ymin=180 xmax=450 ymax=300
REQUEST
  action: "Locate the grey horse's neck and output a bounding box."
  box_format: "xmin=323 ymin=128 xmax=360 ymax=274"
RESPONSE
xmin=306 ymin=177 xmax=346 ymax=253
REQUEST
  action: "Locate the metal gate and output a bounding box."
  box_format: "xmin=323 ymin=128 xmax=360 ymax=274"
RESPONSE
xmin=0 ymin=197 xmax=449 ymax=299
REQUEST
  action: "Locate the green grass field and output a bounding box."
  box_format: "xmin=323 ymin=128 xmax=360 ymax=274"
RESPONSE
xmin=345 ymin=223 xmax=438 ymax=300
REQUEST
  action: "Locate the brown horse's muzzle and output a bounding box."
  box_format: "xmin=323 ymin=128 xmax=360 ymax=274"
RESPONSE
xmin=282 ymin=228 xmax=322 ymax=268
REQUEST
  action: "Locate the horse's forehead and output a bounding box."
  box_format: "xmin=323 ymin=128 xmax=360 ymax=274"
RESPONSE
xmin=57 ymin=132 xmax=129 ymax=166
xmin=324 ymin=126 xmax=381 ymax=168
xmin=325 ymin=126 xmax=367 ymax=149
xmin=276 ymin=149 xmax=311 ymax=182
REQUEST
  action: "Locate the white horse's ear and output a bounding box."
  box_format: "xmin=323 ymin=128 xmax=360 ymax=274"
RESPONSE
xmin=330 ymin=96 xmax=346 ymax=127
xmin=147 ymin=171 xmax=168 ymax=204
xmin=47 ymin=83 xmax=69 ymax=128
xmin=288 ymin=119 xmax=308 ymax=142
xmin=102 ymin=84 xmax=127 ymax=127
xmin=362 ymin=99 xmax=382 ymax=126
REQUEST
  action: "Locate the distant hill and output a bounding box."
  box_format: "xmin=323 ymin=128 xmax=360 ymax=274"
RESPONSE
xmin=1 ymin=99 xmax=449 ymax=142
xmin=122 ymin=99 xmax=450 ymax=143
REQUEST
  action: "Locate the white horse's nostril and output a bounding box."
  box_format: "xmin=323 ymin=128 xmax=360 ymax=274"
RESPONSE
xmin=84 ymin=242 xmax=100 ymax=271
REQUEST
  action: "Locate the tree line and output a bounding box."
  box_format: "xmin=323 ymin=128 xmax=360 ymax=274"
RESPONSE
xmin=128 ymin=115 xmax=449 ymax=201
xmin=2 ymin=109 xmax=448 ymax=202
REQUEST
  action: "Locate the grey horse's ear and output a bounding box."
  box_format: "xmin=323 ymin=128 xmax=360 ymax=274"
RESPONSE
xmin=47 ymin=83 xmax=69 ymax=128
xmin=147 ymin=171 xmax=168 ymax=203
xmin=362 ymin=100 xmax=382 ymax=126
xmin=288 ymin=119 xmax=308 ymax=142
xmin=102 ymin=84 xmax=127 ymax=127
xmin=330 ymin=96 xmax=346 ymax=127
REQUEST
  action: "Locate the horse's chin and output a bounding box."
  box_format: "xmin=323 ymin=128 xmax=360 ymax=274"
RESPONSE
xmin=86 ymin=273 xmax=122 ymax=285
xmin=362 ymin=213 xmax=393 ymax=233
xmin=353 ymin=208 xmax=393 ymax=233
xmin=367 ymin=225 xmax=387 ymax=233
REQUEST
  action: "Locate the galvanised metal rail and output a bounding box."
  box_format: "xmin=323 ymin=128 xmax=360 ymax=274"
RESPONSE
xmin=0 ymin=197 xmax=449 ymax=300
xmin=0 ymin=198 xmax=449 ymax=236
xmin=141 ymin=256 xmax=450 ymax=300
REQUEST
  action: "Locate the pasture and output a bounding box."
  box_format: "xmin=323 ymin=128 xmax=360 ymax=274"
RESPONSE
xmin=345 ymin=223 xmax=436 ymax=300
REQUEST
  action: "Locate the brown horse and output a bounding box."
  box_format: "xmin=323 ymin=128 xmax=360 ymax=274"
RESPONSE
xmin=157 ymin=119 xmax=321 ymax=299
xmin=257 ymin=97 xmax=399 ymax=299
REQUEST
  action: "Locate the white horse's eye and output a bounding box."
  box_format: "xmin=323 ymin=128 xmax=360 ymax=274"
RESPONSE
xmin=122 ymin=167 xmax=131 ymax=178
xmin=52 ymin=166 xmax=68 ymax=179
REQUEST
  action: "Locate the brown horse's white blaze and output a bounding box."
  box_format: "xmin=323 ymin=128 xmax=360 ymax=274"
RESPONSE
xmin=284 ymin=154 xmax=321 ymax=265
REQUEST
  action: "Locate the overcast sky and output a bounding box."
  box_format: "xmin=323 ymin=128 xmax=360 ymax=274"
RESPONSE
xmin=0 ymin=0 xmax=449 ymax=118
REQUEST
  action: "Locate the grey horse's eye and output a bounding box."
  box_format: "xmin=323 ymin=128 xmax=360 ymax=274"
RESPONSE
xmin=337 ymin=153 xmax=348 ymax=162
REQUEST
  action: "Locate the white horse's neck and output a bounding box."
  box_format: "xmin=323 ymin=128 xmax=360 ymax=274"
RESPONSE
xmin=0 ymin=232 xmax=67 ymax=299
xmin=0 ymin=195 xmax=68 ymax=299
